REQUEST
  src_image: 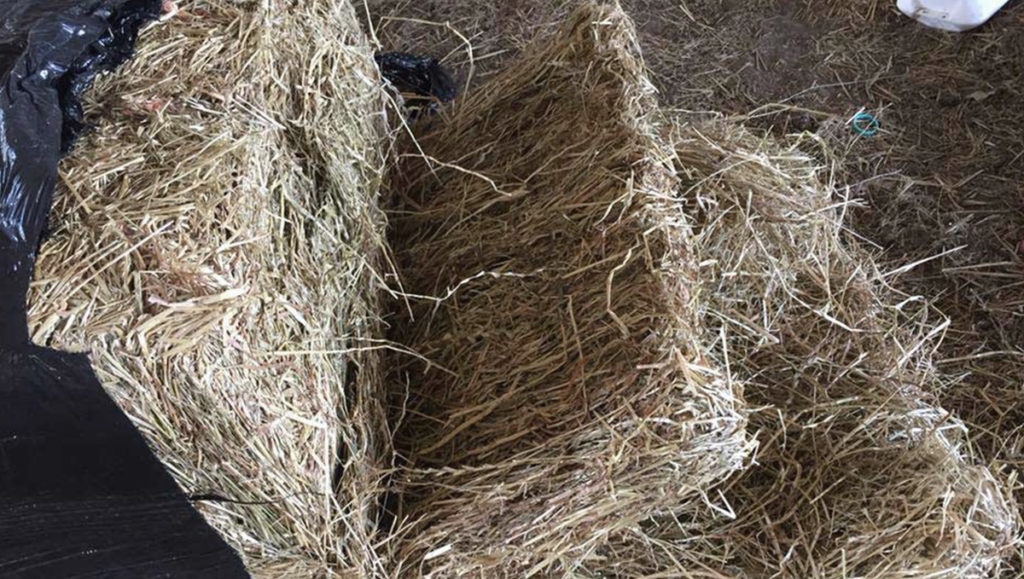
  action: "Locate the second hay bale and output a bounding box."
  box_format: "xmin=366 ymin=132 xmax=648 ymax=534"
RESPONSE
xmin=386 ymin=4 xmax=752 ymax=575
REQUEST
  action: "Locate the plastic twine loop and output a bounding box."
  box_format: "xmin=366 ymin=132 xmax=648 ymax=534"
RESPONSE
xmin=851 ymin=112 xmax=880 ymax=136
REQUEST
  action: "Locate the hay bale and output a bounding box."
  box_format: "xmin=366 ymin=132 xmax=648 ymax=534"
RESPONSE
xmin=26 ymin=0 xmax=391 ymax=574
xmin=385 ymin=4 xmax=752 ymax=575
xmin=601 ymin=122 xmax=1021 ymax=577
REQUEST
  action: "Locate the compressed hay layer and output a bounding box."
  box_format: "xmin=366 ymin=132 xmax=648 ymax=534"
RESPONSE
xmin=385 ymin=4 xmax=752 ymax=576
xmin=27 ymin=1 xmax=391 ymax=575
xmin=599 ymin=123 xmax=1021 ymax=577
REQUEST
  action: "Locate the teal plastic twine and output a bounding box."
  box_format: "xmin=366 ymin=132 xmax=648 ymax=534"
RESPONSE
xmin=852 ymin=112 xmax=880 ymax=136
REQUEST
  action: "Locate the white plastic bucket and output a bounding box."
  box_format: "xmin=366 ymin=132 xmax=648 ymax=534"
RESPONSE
xmin=897 ymin=0 xmax=1011 ymax=31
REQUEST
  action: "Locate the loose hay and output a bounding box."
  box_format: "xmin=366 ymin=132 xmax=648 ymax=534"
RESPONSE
xmin=601 ymin=122 xmax=1021 ymax=577
xmin=385 ymin=4 xmax=752 ymax=576
xmin=27 ymin=1 xmax=391 ymax=575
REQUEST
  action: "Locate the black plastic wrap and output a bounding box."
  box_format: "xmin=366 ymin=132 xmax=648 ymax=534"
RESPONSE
xmin=375 ymin=51 xmax=457 ymax=110
xmin=0 ymin=347 xmax=249 ymax=577
xmin=0 ymin=1 xmax=248 ymax=575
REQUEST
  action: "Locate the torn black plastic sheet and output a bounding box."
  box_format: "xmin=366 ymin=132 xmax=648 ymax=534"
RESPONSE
xmin=0 ymin=1 xmax=247 ymax=576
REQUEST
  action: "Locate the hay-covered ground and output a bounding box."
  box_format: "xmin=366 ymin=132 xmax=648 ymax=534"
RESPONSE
xmin=366 ymin=0 xmax=1024 ymax=570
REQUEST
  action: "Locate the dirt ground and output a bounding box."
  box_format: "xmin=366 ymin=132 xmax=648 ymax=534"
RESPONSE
xmin=365 ymin=0 xmax=1024 ymax=567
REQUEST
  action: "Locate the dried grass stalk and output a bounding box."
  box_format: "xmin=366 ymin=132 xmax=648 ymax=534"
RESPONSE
xmin=597 ymin=122 xmax=1021 ymax=577
xmin=384 ymin=4 xmax=752 ymax=576
xmin=27 ymin=0 xmax=391 ymax=575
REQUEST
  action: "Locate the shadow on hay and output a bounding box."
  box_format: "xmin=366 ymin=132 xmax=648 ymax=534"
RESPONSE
xmin=380 ymin=4 xmax=751 ymax=576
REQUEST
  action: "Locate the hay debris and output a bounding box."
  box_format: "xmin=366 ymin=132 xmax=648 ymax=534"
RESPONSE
xmin=27 ymin=0 xmax=391 ymax=574
xmin=384 ymin=4 xmax=752 ymax=576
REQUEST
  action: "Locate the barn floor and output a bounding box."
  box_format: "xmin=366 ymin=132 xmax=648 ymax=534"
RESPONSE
xmin=365 ymin=0 xmax=1024 ymax=569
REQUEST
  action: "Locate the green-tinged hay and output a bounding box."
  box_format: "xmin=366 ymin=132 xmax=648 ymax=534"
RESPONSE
xmin=27 ymin=1 xmax=391 ymax=575
xmin=384 ymin=4 xmax=752 ymax=576
xmin=597 ymin=122 xmax=1021 ymax=577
